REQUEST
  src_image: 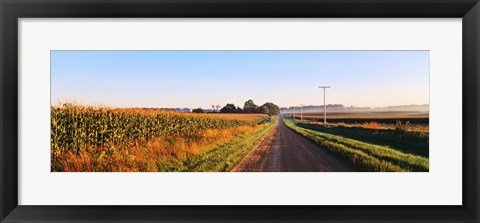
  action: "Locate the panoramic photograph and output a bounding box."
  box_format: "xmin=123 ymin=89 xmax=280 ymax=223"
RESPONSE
xmin=51 ymin=50 xmax=429 ymax=172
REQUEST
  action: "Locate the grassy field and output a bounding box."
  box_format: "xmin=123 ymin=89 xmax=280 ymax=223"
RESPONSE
xmin=51 ymin=104 xmax=274 ymax=172
xmin=282 ymin=117 xmax=429 ymax=172
xmin=161 ymin=118 xmax=276 ymax=171
xmin=292 ymin=111 xmax=429 ymax=125
xmin=294 ymin=121 xmax=428 ymax=158
xmin=301 ymin=110 xmax=429 ymax=117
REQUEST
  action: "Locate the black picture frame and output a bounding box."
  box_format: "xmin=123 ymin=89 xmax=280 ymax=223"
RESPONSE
xmin=1 ymin=0 xmax=479 ymax=222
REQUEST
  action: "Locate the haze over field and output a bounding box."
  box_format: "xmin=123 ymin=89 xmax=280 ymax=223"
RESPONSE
xmin=51 ymin=51 xmax=429 ymax=109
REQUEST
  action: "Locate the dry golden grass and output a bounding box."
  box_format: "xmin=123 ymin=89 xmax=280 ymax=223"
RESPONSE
xmin=362 ymin=121 xmax=382 ymax=130
xmin=306 ymin=120 xmax=428 ymax=133
xmin=198 ymin=113 xmax=267 ymax=121
xmin=57 ymin=124 xmax=267 ymax=172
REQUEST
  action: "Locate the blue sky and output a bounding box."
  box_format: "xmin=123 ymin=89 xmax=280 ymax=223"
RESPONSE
xmin=51 ymin=51 xmax=429 ymax=109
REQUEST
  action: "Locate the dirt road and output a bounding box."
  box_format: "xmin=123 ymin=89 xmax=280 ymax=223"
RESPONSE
xmin=232 ymin=117 xmax=354 ymax=172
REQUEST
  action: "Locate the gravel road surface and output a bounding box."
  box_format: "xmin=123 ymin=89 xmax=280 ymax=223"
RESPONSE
xmin=232 ymin=118 xmax=354 ymax=172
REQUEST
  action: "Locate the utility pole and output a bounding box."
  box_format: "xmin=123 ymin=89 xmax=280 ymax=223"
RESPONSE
xmin=293 ymin=107 xmax=296 ymax=120
xmin=299 ymin=104 xmax=305 ymax=123
xmin=319 ymin=86 xmax=331 ymax=126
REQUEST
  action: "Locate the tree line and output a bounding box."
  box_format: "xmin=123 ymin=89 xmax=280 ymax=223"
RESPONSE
xmin=192 ymin=99 xmax=280 ymax=116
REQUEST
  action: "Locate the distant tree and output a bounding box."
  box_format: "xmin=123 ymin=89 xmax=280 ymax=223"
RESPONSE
xmin=260 ymin=102 xmax=280 ymax=116
xmin=216 ymin=105 xmax=221 ymax=112
xmin=211 ymin=105 xmax=215 ymax=112
xmin=220 ymin=103 xmax=237 ymax=113
xmin=235 ymin=106 xmax=243 ymax=113
xmin=243 ymin=99 xmax=260 ymax=113
xmin=192 ymin=108 xmax=205 ymax=113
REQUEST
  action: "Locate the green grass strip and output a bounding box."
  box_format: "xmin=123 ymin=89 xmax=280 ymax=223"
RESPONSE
xmin=157 ymin=117 xmax=276 ymax=172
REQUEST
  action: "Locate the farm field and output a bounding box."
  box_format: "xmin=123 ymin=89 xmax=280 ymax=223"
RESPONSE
xmin=51 ymin=104 xmax=274 ymax=172
xmin=282 ymin=116 xmax=429 ymax=172
xmin=295 ymin=111 xmax=429 ymax=125
xmin=51 ymin=104 xmax=430 ymax=172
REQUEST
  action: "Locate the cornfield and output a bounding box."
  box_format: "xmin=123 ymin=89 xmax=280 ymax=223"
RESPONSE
xmin=51 ymin=104 xmax=267 ymax=171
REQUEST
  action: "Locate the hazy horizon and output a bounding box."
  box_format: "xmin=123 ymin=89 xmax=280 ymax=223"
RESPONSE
xmin=50 ymin=101 xmax=429 ymax=111
xmin=51 ymin=50 xmax=429 ymax=109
